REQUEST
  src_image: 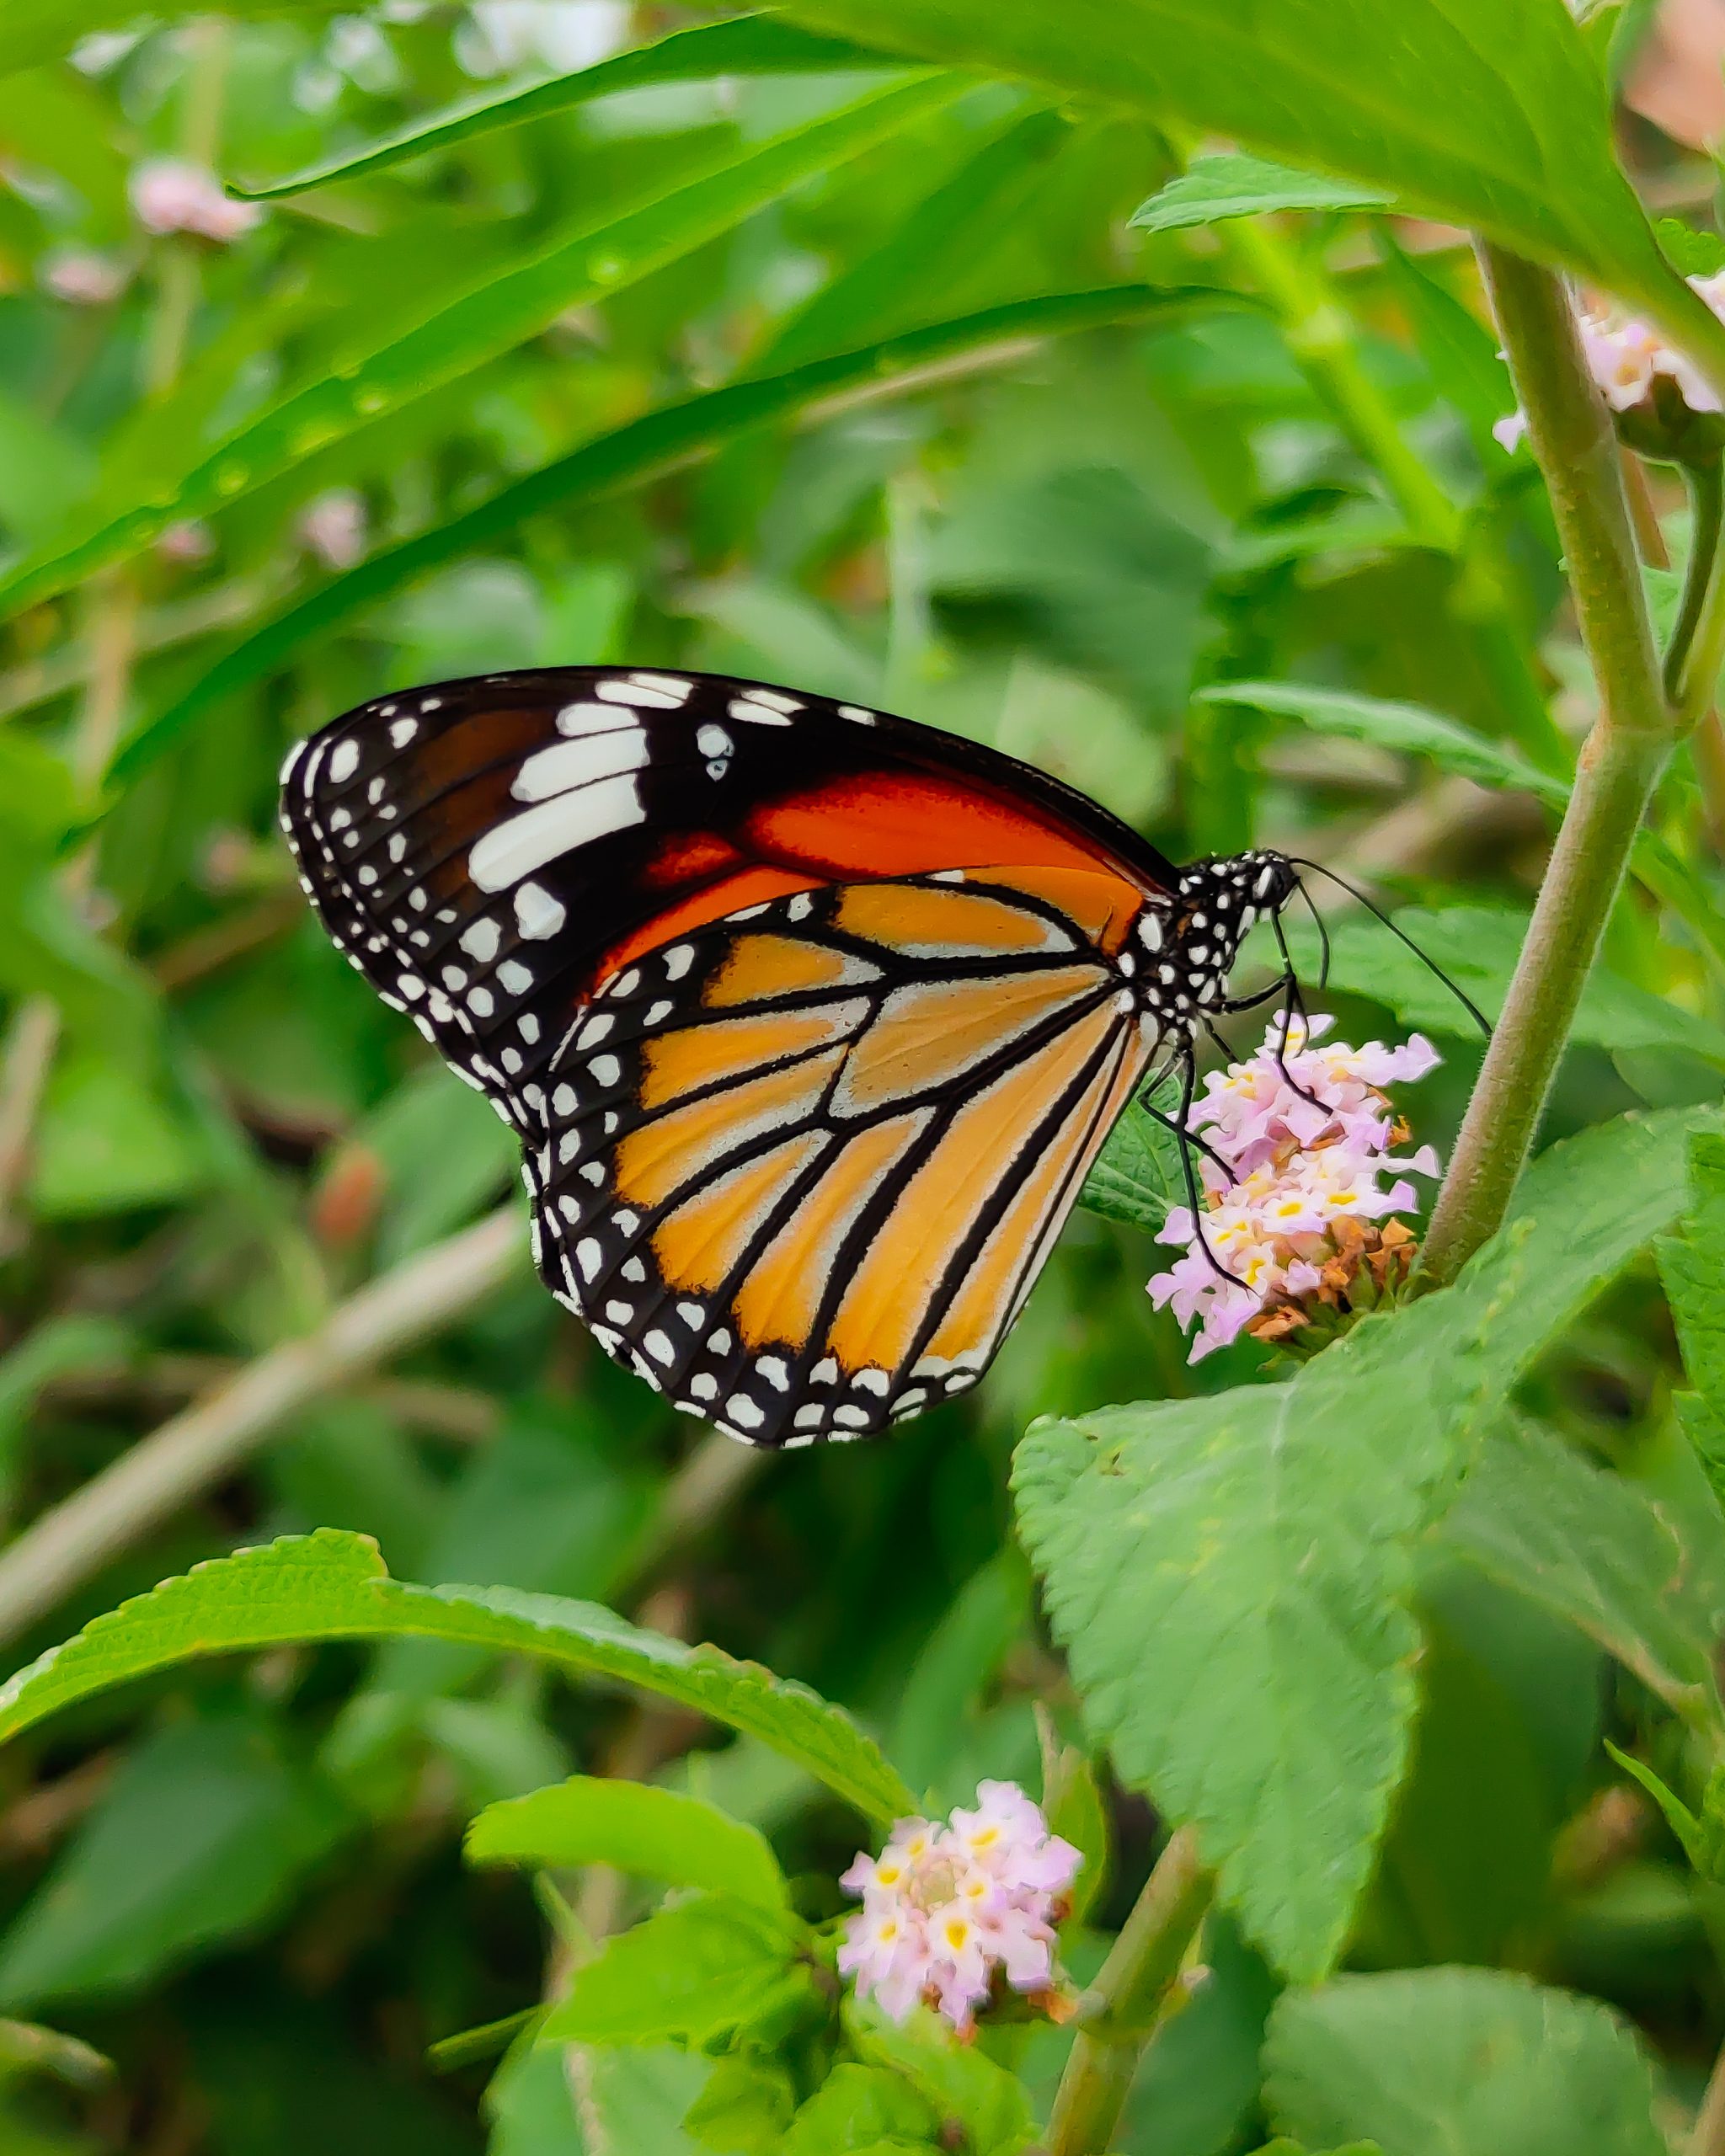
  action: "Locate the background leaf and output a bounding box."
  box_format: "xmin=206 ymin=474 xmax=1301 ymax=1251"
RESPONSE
xmin=466 ymin=1777 xmax=788 ymax=1912
xmin=0 ymin=1530 xmax=918 ymax=1824
xmin=1263 ymin=1967 xmax=1667 ymax=2156
xmin=1014 ymin=1107 xmax=1723 ymax=1977
xmin=1131 ymin=152 xmax=1391 ymax=234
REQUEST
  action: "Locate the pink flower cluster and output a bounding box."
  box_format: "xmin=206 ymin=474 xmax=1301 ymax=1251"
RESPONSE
xmin=838 ymin=1780 xmax=1081 ymax=2033
xmin=1148 ymin=1013 xmax=1440 ymax=1361
xmin=1496 ymin=273 xmax=1725 ymax=451
xmin=130 ymin=159 xmax=261 ymax=245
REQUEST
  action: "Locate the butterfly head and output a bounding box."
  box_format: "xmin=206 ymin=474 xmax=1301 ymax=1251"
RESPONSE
xmin=1130 ymin=848 xmax=1296 ymax=1034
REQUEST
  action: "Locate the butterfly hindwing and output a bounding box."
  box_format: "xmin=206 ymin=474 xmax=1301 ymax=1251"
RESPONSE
xmin=527 ymin=875 xmax=1150 ymax=1445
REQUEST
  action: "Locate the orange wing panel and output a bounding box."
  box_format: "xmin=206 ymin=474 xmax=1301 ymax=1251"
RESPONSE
xmin=921 ymin=1035 xmax=1142 ymax=1363
xmin=831 ymin=882 xmax=1075 ymax=956
xmin=703 ymin=933 xmax=879 ymax=1009
xmin=639 ymin=1001 xmax=866 ymax=1113
xmin=825 ymin=1001 xmax=1119 ymax=1372
xmin=615 ymin=1048 xmax=848 ymax=1211
xmin=831 ymin=967 xmax=1104 ymax=1117
xmin=731 ymin=1109 xmax=932 ymax=1350
xmin=650 ymin=1130 xmax=829 ymax=1295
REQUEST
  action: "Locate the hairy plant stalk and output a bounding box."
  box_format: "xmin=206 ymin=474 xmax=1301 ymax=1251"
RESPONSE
xmin=1046 ymin=1826 xmax=1211 ymax=2156
xmin=1419 ymin=247 xmax=1678 ymax=1287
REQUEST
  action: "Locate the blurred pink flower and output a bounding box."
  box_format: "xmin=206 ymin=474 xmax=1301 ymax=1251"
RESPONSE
xmin=156 ymin=519 xmax=215 ymax=563
xmin=1497 ymin=274 xmax=1725 ymax=451
xmin=1148 ymin=1012 xmax=1440 ymax=1361
xmin=130 ymin=158 xmax=261 ymax=244
xmin=837 ymin=1780 xmax=1081 ymax=2033
xmin=41 ymin=248 xmax=128 ymax=306
xmin=297 ymin=488 xmax=367 ymax=570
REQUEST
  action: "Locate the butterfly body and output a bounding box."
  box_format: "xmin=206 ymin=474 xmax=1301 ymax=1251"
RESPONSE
xmin=280 ymin=668 xmax=1292 ymax=1446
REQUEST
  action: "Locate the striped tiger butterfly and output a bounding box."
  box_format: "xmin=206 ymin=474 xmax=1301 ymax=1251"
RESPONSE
xmin=280 ymin=669 xmax=1299 ymax=1448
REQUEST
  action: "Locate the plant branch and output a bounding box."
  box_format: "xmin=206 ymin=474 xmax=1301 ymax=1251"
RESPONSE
xmin=1692 ymin=2034 xmax=1725 ymax=2156
xmin=0 ymin=1207 xmax=527 ymax=1647
xmin=1665 ymin=457 xmax=1725 ymax=716
xmin=1418 ymin=247 xmax=1676 ymax=1288
xmin=1045 ymin=1825 xmax=1211 ymax=2156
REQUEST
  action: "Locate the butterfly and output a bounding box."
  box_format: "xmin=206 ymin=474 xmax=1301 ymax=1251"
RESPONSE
xmin=280 ymin=669 xmax=1299 ymax=1448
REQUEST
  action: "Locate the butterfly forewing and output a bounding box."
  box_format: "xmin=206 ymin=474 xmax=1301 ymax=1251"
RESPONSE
xmin=280 ymin=667 xmax=1180 ymax=1444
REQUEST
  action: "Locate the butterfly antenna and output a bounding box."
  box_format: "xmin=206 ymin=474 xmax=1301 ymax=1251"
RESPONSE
xmin=1286 ymin=857 xmax=1493 ymax=1040
xmin=1295 ymin=873 xmax=1332 ymax=994
xmin=1266 ymin=915 xmax=1329 ymax=1112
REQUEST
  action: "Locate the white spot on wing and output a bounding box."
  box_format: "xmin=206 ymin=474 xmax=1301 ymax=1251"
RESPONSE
xmin=471 ymin=779 xmax=644 ymax=890
xmin=515 ymin=883 xmax=566 ymax=940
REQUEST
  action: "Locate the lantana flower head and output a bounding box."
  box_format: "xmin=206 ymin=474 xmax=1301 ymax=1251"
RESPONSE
xmin=1148 ymin=1013 xmax=1440 ymax=1362
xmin=130 ymin=159 xmax=262 ymax=245
xmin=1496 ymin=275 xmax=1725 ymax=465
xmin=838 ymin=1780 xmax=1080 ymax=2033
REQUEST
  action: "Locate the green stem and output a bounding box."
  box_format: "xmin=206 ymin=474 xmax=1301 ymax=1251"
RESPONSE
xmin=1218 ymin=211 xmax=1565 ymax=772
xmin=1046 ymin=1827 xmax=1211 ymax=2156
xmin=1665 ymin=458 xmax=1723 ymax=707
xmin=1669 ymin=460 xmax=1725 ymax=733
xmin=1418 ymin=246 xmax=1676 ymax=1288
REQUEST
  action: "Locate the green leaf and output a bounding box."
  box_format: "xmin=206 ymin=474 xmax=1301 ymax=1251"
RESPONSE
xmin=1657 ymin=216 xmax=1725 ymax=279
xmin=681 ymin=2055 xmax=798 ymax=2154
xmin=888 ymin=1554 xmax=1029 ymax=1804
xmin=1013 ymin=1105 xmax=1723 ymax=1978
xmin=0 ymin=730 xmax=82 ymax=850
xmin=1660 ymin=1129 xmax=1725 ymax=1411
xmin=772 ymin=0 xmax=1674 ymax=307
xmin=28 ymin=1051 xmax=207 ymax=1221
xmin=0 ymin=386 xmax=95 ymax=547
xmin=538 ymin=1896 xmax=813 ymax=2047
xmin=846 ymin=2000 xmax=1038 ymax=2154
xmin=1602 ymin=1741 xmax=1712 ymax=1872
xmin=0 ymin=1714 xmax=345 ymax=2009
xmin=1199 ymin=680 xmax=1563 ymax=805
xmin=782 ymin=2063 xmax=939 ymax=2153
xmin=0 ymin=75 xmax=962 ymax=624
xmin=1279 ymin=903 xmax=1725 ymax=1063
xmin=1200 ymin=681 xmax=1720 ymax=952
xmin=111 ymin=283 xmax=1214 ymax=789
xmin=1263 ymin=1967 xmax=1666 ymax=2156
xmin=0 ymin=1529 xmax=916 ymax=1825
xmin=752 ymin=103 xmax=1067 ymax=371
xmin=467 ymin=1778 xmax=788 ymax=1913
xmin=1078 ymin=1091 xmax=1186 ymax=1232
xmin=233 ymin=15 xmax=895 ymax=196
xmin=1435 ymin=1416 xmax=1725 ymax=1716
xmin=0 ymin=0 xmax=340 ymax=75
xmin=1131 ymin=152 xmax=1391 ymax=234
xmin=0 ymin=2020 xmax=112 ymax=2091
xmin=488 ymin=2041 xmax=709 ymax=2156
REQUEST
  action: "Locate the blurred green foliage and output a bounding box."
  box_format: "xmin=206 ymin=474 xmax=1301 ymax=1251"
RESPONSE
xmin=1 ymin=2 xmax=1724 ymax=2151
